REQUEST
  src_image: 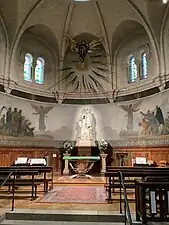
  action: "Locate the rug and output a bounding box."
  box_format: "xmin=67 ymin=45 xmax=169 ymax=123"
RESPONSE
xmin=39 ymin=186 xmax=107 ymax=204
xmin=55 ymin=176 xmax=106 ymax=185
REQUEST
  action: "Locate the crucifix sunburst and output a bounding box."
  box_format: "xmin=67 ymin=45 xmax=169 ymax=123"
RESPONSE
xmin=59 ymin=35 xmax=110 ymax=93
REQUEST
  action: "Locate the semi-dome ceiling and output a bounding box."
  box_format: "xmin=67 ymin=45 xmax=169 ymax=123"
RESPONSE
xmin=0 ymin=0 xmax=164 ymax=50
xmin=0 ymin=0 xmax=169 ymax=104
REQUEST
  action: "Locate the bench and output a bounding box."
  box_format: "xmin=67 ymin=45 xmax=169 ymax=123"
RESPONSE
xmin=0 ymin=166 xmax=53 ymax=193
xmin=135 ymin=178 xmax=169 ymax=224
xmin=0 ymin=166 xmax=53 ymax=210
xmin=105 ymin=167 xmax=169 ymax=202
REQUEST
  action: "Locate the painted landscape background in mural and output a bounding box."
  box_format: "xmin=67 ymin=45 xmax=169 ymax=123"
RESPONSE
xmin=0 ymin=90 xmax=169 ymax=140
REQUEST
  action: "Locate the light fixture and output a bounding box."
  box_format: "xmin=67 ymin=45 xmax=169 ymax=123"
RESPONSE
xmin=163 ymin=0 xmax=168 ymax=4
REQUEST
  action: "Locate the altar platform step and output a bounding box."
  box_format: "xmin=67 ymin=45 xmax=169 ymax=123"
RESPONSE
xmin=1 ymin=209 xmax=125 ymax=223
xmin=1 ymin=219 xmax=168 ymax=225
xmin=1 ymin=220 xmax=125 ymax=225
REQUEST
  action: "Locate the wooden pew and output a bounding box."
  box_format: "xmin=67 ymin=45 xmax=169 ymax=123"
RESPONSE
xmin=135 ymin=178 xmax=169 ymax=223
xmin=0 ymin=167 xmax=53 ymax=211
xmin=105 ymin=167 xmax=169 ymax=215
xmin=105 ymin=168 xmax=169 ymax=203
xmin=0 ymin=166 xmax=53 ymax=202
xmin=0 ymin=166 xmax=53 ymax=193
xmin=0 ymin=170 xmax=41 ymax=198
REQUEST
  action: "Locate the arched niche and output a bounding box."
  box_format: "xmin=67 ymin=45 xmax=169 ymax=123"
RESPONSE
xmin=111 ymin=20 xmax=157 ymax=91
xmin=61 ymin=33 xmax=111 ymax=94
xmin=11 ymin=24 xmax=59 ymax=90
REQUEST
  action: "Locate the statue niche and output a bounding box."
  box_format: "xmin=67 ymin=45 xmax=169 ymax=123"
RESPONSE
xmin=76 ymin=108 xmax=96 ymax=147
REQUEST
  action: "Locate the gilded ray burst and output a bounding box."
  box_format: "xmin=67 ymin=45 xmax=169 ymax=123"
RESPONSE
xmin=59 ymin=35 xmax=110 ymax=93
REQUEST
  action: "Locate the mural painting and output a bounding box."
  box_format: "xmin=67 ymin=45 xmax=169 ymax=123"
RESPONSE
xmin=1 ymin=90 xmax=169 ymax=141
xmin=119 ymin=97 xmax=169 ymax=138
xmin=138 ymin=105 xmax=168 ymax=137
xmin=31 ymin=105 xmax=53 ymax=132
xmin=0 ymin=106 xmax=34 ymax=137
xmin=119 ymin=102 xmax=141 ymax=136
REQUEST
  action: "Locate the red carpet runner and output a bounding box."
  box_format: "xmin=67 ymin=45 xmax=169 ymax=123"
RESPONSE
xmin=39 ymin=186 xmax=107 ymax=204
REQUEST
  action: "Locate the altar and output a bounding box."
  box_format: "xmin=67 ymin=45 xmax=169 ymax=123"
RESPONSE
xmin=63 ymin=155 xmax=100 ymax=178
xmin=62 ymin=108 xmax=108 ymax=178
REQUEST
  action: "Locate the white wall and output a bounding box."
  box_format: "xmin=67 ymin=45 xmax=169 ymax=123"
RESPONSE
xmin=13 ymin=33 xmax=57 ymax=89
xmin=116 ymin=33 xmax=155 ymax=91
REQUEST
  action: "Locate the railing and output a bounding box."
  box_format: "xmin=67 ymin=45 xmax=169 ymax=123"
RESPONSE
xmin=0 ymin=171 xmax=13 ymax=188
xmin=119 ymin=171 xmax=133 ymax=225
xmin=0 ymin=170 xmax=15 ymax=211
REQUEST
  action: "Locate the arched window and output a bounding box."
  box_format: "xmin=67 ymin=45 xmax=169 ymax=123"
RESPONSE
xmin=35 ymin=57 xmax=45 ymax=84
xmin=128 ymin=56 xmax=137 ymax=83
xmin=141 ymin=52 xmax=148 ymax=79
xmin=24 ymin=53 xmax=33 ymax=82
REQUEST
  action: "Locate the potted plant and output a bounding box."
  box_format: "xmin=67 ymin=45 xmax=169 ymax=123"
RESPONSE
xmin=63 ymin=141 xmax=73 ymax=154
xmin=97 ymin=139 xmax=108 ymax=154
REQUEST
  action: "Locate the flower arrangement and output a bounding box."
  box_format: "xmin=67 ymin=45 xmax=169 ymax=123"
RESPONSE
xmin=63 ymin=141 xmax=73 ymax=153
xmin=97 ymin=139 xmax=108 ymax=153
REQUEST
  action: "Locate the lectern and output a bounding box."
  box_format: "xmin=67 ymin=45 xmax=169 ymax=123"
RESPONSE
xmin=116 ymin=152 xmax=128 ymax=166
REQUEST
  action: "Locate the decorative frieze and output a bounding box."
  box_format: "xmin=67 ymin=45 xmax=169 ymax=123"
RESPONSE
xmin=0 ymin=138 xmax=168 ymax=148
xmin=108 ymin=138 xmax=169 ymax=147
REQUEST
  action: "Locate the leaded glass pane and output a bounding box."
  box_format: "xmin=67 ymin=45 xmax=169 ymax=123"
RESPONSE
xmin=35 ymin=57 xmax=45 ymax=84
xmin=141 ymin=53 xmax=148 ymax=79
xmin=129 ymin=56 xmax=137 ymax=83
xmin=24 ymin=53 xmax=33 ymax=82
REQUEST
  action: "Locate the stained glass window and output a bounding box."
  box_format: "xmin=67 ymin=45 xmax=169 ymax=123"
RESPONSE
xmin=141 ymin=52 xmax=148 ymax=79
xmin=35 ymin=57 xmax=45 ymax=84
xmin=128 ymin=56 xmax=137 ymax=83
xmin=24 ymin=53 xmax=33 ymax=82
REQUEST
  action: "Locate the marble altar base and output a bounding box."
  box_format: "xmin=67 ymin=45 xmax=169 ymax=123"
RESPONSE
xmin=77 ymin=146 xmax=92 ymax=156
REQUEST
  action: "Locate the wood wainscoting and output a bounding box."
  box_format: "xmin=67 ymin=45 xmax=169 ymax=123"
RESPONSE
xmin=112 ymin=147 xmax=169 ymax=167
xmin=0 ymin=146 xmax=169 ymax=171
xmin=0 ymin=147 xmax=60 ymax=171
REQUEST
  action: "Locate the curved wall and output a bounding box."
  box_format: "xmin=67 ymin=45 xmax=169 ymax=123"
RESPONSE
xmin=0 ymin=88 xmax=169 ymax=141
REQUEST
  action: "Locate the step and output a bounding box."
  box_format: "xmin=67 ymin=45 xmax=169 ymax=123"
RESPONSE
xmin=1 ymin=220 xmax=125 ymax=225
xmin=5 ymin=210 xmax=125 ymax=223
xmin=1 ymin=220 xmax=168 ymax=225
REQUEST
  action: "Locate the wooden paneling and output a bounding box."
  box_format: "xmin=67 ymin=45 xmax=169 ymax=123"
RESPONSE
xmin=1 ymin=146 xmax=169 ymax=170
xmin=0 ymin=148 xmax=60 ymax=171
xmin=112 ymin=147 xmax=169 ymax=166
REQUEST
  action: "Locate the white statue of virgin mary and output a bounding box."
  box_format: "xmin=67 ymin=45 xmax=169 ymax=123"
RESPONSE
xmin=76 ymin=108 xmax=96 ymax=146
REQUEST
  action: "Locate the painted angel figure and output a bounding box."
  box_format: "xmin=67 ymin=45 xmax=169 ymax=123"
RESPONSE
xmin=120 ymin=101 xmax=141 ymax=131
xmin=66 ymin=35 xmax=102 ymax=63
xmin=31 ymin=105 xmax=53 ymax=132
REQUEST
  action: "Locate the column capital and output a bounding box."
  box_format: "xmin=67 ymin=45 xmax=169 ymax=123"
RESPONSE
xmin=100 ymin=153 xmax=107 ymax=158
xmin=63 ymin=152 xmax=70 ymax=157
